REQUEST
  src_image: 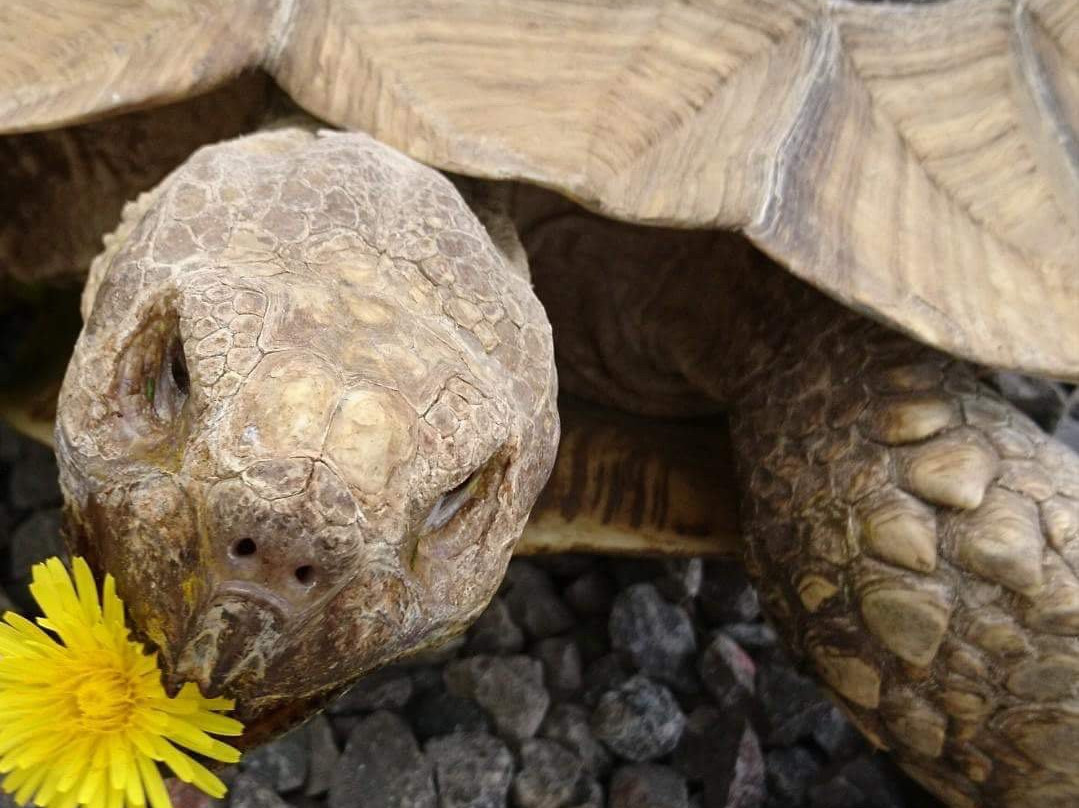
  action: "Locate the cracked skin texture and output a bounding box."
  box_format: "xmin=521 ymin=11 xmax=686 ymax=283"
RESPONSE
xmin=522 ymin=203 xmax=1079 ymax=808
xmin=50 ymin=128 xmax=1079 ymax=807
xmin=56 ymin=128 xmax=559 ymax=743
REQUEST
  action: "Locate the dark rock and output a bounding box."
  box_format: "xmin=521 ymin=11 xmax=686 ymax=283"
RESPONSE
xmin=1057 ymin=409 xmax=1079 ymax=452
xmin=467 ymin=596 xmax=525 ymax=654
xmin=501 ymin=561 xmax=576 ymax=639
xmin=721 ymin=624 xmax=778 ymax=655
xmin=512 ymin=738 xmax=585 ymax=808
xmin=699 ymin=563 xmax=760 ymax=626
xmin=411 ymin=666 xmax=444 ymax=694
xmin=564 ymin=571 xmax=617 ymax=617
xmin=765 ymin=746 xmax=821 ymax=807
xmin=992 ymin=372 xmax=1067 ymax=432
xmin=304 ymin=715 xmax=340 ymax=797
xmin=810 ymin=705 xmax=865 ymax=761
xmin=566 ymin=778 xmax=603 ymax=808
xmin=328 ymin=711 xmax=435 ymax=808
xmin=706 ymin=724 xmax=765 ymax=808
xmin=242 ymin=728 xmax=308 ymax=792
xmin=609 ymin=583 xmax=697 ymax=691
xmin=229 ymin=774 xmax=293 ymax=808
xmin=609 ymin=765 xmax=689 ymax=808
xmin=0 ymin=422 xmax=22 ymax=464
xmin=758 ymin=663 xmax=834 ymax=746
xmin=808 ymin=757 xmax=906 ymax=808
xmin=570 ymin=617 xmax=611 ymax=666
xmin=444 ymin=655 xmax=550 ymax=741
xmin=699 ymin=633 xmax=756 ymax=709
xmin=426 ymin=731 xmax=514 ymax=808
xmin=541 ymin=703 xmax=612 ymax=776
xmin=330 ymin=667 xmax=414 ymax=714
xmin=408 ymin=687 xmax=491 ymax=740
xmin=610 ymin=559 xmax=663 ymax=589
xmin=655 ymin=559 xmax=703 ymax=603
xmin=8 ymin=508 xmax=65 ymax=604
xmin=533 ymin=555 xmax=596 ymax=579
xmin=8 ymin=442 xmax=61 ymax=510
xmin=534 ymin=637 xmax=583 ymax=695
xmin=674 ymin=706 xmax=764 ymax=808
xmin=591 ymin=675 xmax=686 ymax=762
xmin=582 ymin=653 xmax=633 ymax=706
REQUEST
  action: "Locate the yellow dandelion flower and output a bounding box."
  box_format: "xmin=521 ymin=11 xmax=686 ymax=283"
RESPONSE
xmin=0 ymin=556 xmax=244 ymax=808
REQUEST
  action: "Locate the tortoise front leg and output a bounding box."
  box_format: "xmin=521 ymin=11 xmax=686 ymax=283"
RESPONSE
xmin=731 ymin=308 xmax=1079 ymax=808
xmin=520 ymin=197 xmax=1079 ymax=808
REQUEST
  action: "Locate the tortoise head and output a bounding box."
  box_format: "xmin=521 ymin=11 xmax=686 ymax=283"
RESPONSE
xmin=55 ymin=129 xmax=559 ymax=733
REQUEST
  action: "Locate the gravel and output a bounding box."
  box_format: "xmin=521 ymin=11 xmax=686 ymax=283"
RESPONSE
xmin=5 ymin=414 xmax=1006 ymax=808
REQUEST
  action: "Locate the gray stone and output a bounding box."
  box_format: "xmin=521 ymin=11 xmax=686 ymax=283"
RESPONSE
xmin=609 ymin=765 xmax=689 ymax=808
xmin=675 ymin=706 xmax=764 ymax=808
xmin=721 ymin=624 xmax=778 ymax=654
xmin=566 ymin=779 xmax=603 ymax=808
xmin=993 ymin=372 xmax=1067 ymax=432
xmin=8 ymin=508 xmax=64 ymax=595
xmin=329 ymin=711 xmax=436 ymax=808
xmin=426 ymin=731 xmax=514 ymax=808
xmin=564 ymin=571 xmax=616 ymax=618
xmin=330 ymin=667 xmax=414 ymax=714
xmin=512 ymin=738 xmax=585 ymax=808
xmin=704 ymin=723 xmax=765 ymax=808
xmin=467 ymin=596 xmax=525 ymax=654
xmin=655 ymin=559 xmax=702 ymax=603
xmin=699 ymin=563 xmax=760 ymax=626
xmin=304 ymin=715 xmax=340 ymax=797
xmin=699 ymin=633 xmax=755 ymax=709
xmin=445 ymin=655 xmax=550 ymax=741
xmin=807 ymin=757 xmax=906 ymax=808
xmin=570 ymin=618 xmax=611 ymax=667
xmin=408 ymin=688 xmax=491 ymax=740
xmin=582 ymin=654 xmax=632 ymax=706
xmin=8 ymin=442 xmax=61 ymax=510
xmin=591 ymin=675 xmax=685 ymax=762
xmin=810 ymin=705 xmax=865 ymax=761
xmin=758 ymin=663 xmax=834 ymax=746
xmin=1057 ymin=410 xmax=1079 ymax=452
xmin=610 ymin=559 xmax=662 ymax=589
xmin=534 ymin=637 xmax=583 ymax=695
xmin=501 ymin=561 xmax=576 ymax=639
xmin=242 ymin=728 xmax=308 ymax=792
xmin=0 ymin=585 xmax=15 ymax=614
xmin=541 ymin=703 xmax=612 ymax=776
xmin=765 ymin=747 xmax=820 ymax=807
xmin=609 ymin=584 xmax=697 ymax=691
xmin=229 ymin=774 xmax=294 ymax=808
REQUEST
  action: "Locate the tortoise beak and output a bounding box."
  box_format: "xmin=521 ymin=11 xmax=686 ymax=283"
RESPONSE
xmin=168 ymin=596 xmax=284 ymax=699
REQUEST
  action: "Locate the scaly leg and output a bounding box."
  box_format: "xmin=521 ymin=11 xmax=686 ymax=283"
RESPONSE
xmin=520 ymin=194 xmax=1079 ymax=808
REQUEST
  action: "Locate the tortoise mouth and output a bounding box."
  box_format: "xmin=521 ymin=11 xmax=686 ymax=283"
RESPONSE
xmin=169 ymin=595 xmax=285 ymax=699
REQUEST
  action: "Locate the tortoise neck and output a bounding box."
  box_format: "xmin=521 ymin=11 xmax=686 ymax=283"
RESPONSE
xmin=524 ymin=207 xmax=830 ymax=413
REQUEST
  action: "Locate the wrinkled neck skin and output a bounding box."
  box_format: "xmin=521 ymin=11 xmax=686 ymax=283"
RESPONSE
xmin=56 ymin=128 xmax=559 ymax=742
xmin=520 ymin=187 xmax=825 ymax=414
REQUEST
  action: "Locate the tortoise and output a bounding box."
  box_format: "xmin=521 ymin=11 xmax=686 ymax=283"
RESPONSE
xmin=1 ymin=1 xmax=1078 ymax=806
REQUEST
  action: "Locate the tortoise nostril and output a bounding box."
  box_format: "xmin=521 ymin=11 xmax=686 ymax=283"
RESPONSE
xmin=232 ymin=538 xmax=257 ymax=558
xmin=294 ymin=565 xmax=316 ymax=585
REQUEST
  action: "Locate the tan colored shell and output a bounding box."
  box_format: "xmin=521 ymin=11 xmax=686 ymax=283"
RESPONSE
xmin=2 ymin=0 xmax=1077 ymax=377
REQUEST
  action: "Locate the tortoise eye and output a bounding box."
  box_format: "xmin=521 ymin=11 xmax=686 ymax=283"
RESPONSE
xmin=424 ymin=470 xmax=479 ymax=532
xmin=169 ymin=338 xmax=190 ymax=396
xmin=149 ymin=334 xmax=189 ymax=421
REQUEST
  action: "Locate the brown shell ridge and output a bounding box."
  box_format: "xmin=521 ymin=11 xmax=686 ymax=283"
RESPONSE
xmin=749 ymin=0 xmax=1079 ymax=379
